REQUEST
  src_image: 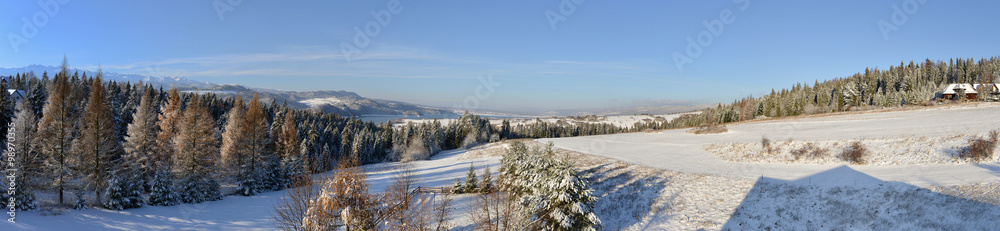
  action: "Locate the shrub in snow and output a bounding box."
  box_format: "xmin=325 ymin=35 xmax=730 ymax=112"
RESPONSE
xmin=104 ymin=175 xmax=145 ymax=210
xmin=761 ymin=136 xmax=773 ymax=154
xmin=148 ymin=171 xmax=179 ymax=206
xmin=2 ymin=190 xmax=38 ymax=211
xmin=451 ymin=178 xmax=465 ymax=194
xmin=499 ymin=141 xmax=601 ymax=231
xmin=301 ymin=154 xmax=379 ymax=230
xmin=790 ymin=142 xmax=829 ymax=160
xmin=839 ymin=141 xmax=866 ymax=164
xmin=73 ymin=191 xmax=88 ymax=210
xmin=959 ymin=130 xmax=999 ymax=162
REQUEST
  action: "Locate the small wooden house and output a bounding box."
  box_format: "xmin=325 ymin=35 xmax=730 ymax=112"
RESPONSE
xmin=6 ymin=89 xmax=24 ymax=102
xmin=942 ymin=84 xmax=978 ymax=100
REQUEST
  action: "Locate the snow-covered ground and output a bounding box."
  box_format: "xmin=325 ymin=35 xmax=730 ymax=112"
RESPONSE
xmin=704 ymin=133 xmax=997 ymax=166
xmin=536 ymin=103 xmax=1000 ymax=229
xmin=298 ymin=97 xmax=344 ymax=108
xmin=541 ymin=103 xmax=1000 ymax=187
xmin=8 ymin=103 xmax=1000 ymax=230
xmin=1 ymin=145 xmax=503 ymax=230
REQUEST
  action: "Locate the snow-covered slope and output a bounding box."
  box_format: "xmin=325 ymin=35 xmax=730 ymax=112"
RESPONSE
xmin=540 ymin=103 xmax=1000 ymax=187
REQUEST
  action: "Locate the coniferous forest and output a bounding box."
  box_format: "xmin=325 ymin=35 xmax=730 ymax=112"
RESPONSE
xmin=0 ymin=57 xmax=647 ymax=210
xmin=2 ymin=56 xmax=998 ymax=211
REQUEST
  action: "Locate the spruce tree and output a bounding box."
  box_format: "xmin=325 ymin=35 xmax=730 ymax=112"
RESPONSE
xmin=103 ymin=174 xmax=144 ymax=210
xmin=464 ymin=164 xmax=478 ymax=193
xmin=148 ymin=170 xmax=179 ymax=206
xmin=278 ymin=108 xmax=305 ymax=187
xmin=172 ymin=96 xmax=221 ymax=203
xmin=123 ymin=87 xmax=159 ymax=189
xmin=36 ymin=59 xmax=77 ymax=206
xmin=75 ymin=72 xmax=120 ymax=205
xmin=450 ymin=178 xmax=464 ymax=194
xmin=245 ymin=93 xmax=278 ymax=191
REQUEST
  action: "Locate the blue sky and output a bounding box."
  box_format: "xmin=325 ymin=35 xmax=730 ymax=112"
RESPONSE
xmin=1 ymin=0 xmax=998 ymax=112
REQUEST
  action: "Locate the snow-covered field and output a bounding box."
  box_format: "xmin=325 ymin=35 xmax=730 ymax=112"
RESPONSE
xmin=704 ymin=133 xmax=998 ymax=166
xmin=538 ymin=103 xmax=1000 ymax=229
xmin=7 ymin=103 xmax=1000 ymax=230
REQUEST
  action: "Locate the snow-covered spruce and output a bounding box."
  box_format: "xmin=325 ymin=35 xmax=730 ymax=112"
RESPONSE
xmin=464 ymin=164 xmax=478 ymax=193
xmin=73 ymin=191 xmax=87 ymax=210
xmin=499 ymin=141 xmax=601 ymax=231
xmin=104 ymin=175 xmax=144 ymax=210
xmin=148 ymin=170 xmax=179 ymax=206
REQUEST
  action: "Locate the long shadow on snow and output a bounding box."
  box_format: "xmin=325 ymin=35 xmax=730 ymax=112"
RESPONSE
xmin=580 ymin=162 xmax=670 ymax=230
xmin=723 ymin=166 xmax=1000 ymax=230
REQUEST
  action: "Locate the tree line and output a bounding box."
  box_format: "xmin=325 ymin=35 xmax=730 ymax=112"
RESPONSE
xmin=671 ymin=57 xmax=1000 ymax=127
xmin=1 ymin=57 xmax=644 ymax=211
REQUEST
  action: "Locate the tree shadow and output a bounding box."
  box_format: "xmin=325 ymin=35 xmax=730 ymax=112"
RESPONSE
xmin=583 ymin=163 xmax=671 ymax=230
xmin=723 ymin=165 xmax=1000 ymax=230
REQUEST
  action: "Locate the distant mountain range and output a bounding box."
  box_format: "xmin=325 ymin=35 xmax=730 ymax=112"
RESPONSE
xmin=181 ymin=84 xmax=455 ymax=117
xmin=0 ymin=65 xmax=707 ymax=117
xmin=0 ymin=65 xmax=455 ymax=117
xmin=0 ymin=64 xmax=217 ymax=89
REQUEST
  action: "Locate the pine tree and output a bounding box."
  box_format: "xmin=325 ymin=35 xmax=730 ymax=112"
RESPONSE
xmin=123 ymin=87 xmax=159 ymax=189
xmin=464 ymin=164 xmax=478 ymax=193
xmin=148 ymin=170 xmax=179 ymax=206
xmin=172 ymin=96 xmax=221 ymax=203
xmin=75 ymin=72 xmax=121 ymax=205
xmin=221 ymin=96 xmax=254 ymax=195
xmin=245 ymin=93 xmax=278 ymax=191
xmin=36 ymin=58 xmax=78 ymax=206
xmin=155 ymin=88 xmax=183 ymax=172
xmin=278 ymin=108 xmax=305 ymax=187
xmin=5 ymin=100 xmax=40 ymax=211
